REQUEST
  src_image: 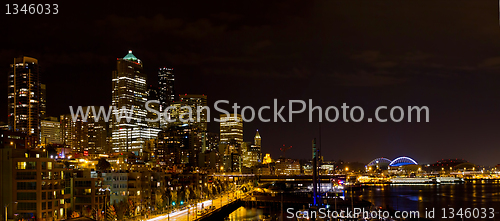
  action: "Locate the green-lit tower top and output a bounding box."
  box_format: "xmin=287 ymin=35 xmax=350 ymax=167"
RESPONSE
xmin=123 ymin=50 xmax=141 ymax=63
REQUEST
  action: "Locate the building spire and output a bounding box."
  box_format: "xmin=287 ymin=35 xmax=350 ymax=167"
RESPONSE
xmin=123 ymin=50 xmax=139 ymax=61
xmin=254 ymin=130 xmax=261 ymax=147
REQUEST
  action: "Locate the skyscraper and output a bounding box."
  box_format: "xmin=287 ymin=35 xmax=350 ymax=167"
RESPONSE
xmin=178 ymin=94 xmax=208 ymax=132
xmin=242 ymin=130 xmax=262 ymax=168
xmin=60 ymin=114 xmax=88 ymax=153
xmin=220 ymin=113 xmax=243 ymax=172
xmin=219 ymin=113 xmax=243 ymax=146
xmin=111 ymin=50 xmax=159 ymax=155
xmin=40 ymin=83 xmax=46 ymax=119
xmin=146 ymin=86 xmax=161 ymax=129
xmin=7 ymin=56 xmax=42 ymax=147
xmin=158 ymin=67 xmax=175 ymax=111
xmin=157 ymin=94 xmax=208 ymax=168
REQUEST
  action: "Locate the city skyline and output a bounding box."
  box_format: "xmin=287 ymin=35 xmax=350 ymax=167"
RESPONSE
xmin=2 ymin=1 xmax=500 ymax=166
xmin=4 ymin=1 xmax=500 ymax=221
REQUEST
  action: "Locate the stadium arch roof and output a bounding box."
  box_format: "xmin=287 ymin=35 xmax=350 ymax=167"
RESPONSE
xmin=367 ymin=157 xmax=392 ymax=166
xmin=389 ymin=156 xmax=418 ymax=167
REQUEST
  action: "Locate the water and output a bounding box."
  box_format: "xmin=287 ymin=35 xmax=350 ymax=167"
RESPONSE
xmin=227 ymin=180 xmax=500 ymax=220
xmin=224 ymin=206 xmax=268 ymax=220
xmin=359 ymin=180 xmax=500 ymax=220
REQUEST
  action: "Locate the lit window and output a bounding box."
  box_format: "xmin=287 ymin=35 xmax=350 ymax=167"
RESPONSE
xmin=17 ymin=162 xmax=27 ymax=169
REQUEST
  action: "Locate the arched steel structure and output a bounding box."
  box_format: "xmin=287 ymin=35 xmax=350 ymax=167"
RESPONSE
xmin=367 ymin=157 xmax=392 ymax=166
xmin=389 ymin=156 xmax=418 ymax=167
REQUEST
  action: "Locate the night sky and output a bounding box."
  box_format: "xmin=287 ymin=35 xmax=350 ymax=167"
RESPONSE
xmin=2 ymin=0 xmax=500 ymax=166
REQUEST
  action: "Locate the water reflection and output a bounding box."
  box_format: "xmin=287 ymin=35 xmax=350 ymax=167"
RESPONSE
xmin=360 ymin=180 xmax=500 ymax=219
xmin=225 ymin=207 xmax=266 ymax=221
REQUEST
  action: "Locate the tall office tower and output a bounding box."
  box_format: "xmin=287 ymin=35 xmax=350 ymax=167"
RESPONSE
xmin=40 ymin=83 xmax=46 ymax=119
xmin=162 ymin=94 xmax=208 ymax=165
xmin=84 ymin=106 xmax=109 ymax=155
xmin=7 ymin=56 xmax=42 ymax=147
xmin=219 ymin=113 xmax=243 ymax=146
xmin=41 ymin=116 xmax=62 ymax=145
xmin=178 ymin=94 xmax=208 ymax=131
xmin=111 ymin=51 xmax=159 ymax=155
xmin=158 ymin=67 xmax=175 ymax=111
xmin=220 ymin=113 xmax=243 ymax=172
xmin=146 ymin=86 xmax=161 ymax=129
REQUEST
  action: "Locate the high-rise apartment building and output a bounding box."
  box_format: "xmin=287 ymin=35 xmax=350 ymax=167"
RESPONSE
xmin=0 ymin=148 xmax=70 ymax=221
xmin=60 ymin=114 xmax=88 ymax=154
xmin=111 ymin=51 xmax=160 ymax=155
xmin=8 ymin=56 xmax=42 ymax=147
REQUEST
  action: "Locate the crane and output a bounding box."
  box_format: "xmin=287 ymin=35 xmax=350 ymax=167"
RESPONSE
xmin=280 ymin=144 xmax=292 ymax=158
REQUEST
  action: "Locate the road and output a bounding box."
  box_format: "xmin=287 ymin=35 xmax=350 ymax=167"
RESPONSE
xmin=146 ymin=191 xmax=243 ymax=221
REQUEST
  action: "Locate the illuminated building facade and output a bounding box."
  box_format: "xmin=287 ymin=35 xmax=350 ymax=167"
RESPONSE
xmin=263 ymin=153 xmax=273 ymax=164
xmin=242 ymin=130 xmax=262 ymax=168
xmin=72 ymin=170 xmax=106 ymax=218
xmin=220 ymin=114 xmax=243 ymax=172
xmin=275 ymin=159 xmax=301 ymax=175
xmin=146 ymin=86 xmax=161 ymax=129
xmin=41 ymin=117 xmax=62 ymax=145
xmin=0 ymin=148 xmax=69 ymax=221
xmin=8 ymin=56 xmax=42 ymax=147
xmin=158 ymin=67 xmax=175 ymax=111
xmin=84 ymin=107 xmax=109 ymax=155
xmin=155 ymin=124 xmax=203 ymax=168
xmin=178 ymin=94 xmax=208 ymax=131
xmin=111 ymin=51 xmax=160 ymax=155
xmin=220 ymin=113 xmax=243 ymax=146
xmin=40 ymin=83 xmax=46 ymax=119
xmin=60 ymin=114 xmax=88 ymax=153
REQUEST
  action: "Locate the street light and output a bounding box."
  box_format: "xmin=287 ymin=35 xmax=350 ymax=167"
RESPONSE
xmin=5 ymin=202 xmax=17 ymax=221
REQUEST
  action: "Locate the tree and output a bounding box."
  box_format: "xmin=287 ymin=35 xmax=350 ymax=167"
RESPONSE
xmin=171 ymin=190 xmax=178 ymax=207
xmin=193 ymin=187 xmax=200 ymax=200
xmin=106 ymin=205 xmax=117 ymax=221
xmin=155 ymin=191 xmax=164 ymax=211
xmin=71 ymin=211 xmax=80 ymax=218
xmin=125 ymin=199 xmax=136 ymax=218
xmin=96 ymin=158 xmax=111 ymax=171
xmin=208 ymin=185 xmax=213 ymax=197
xmin=185 ymin=188 xmax=191 ymax=203
xmin=115 ymin=201 xmax=126 ymax=220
